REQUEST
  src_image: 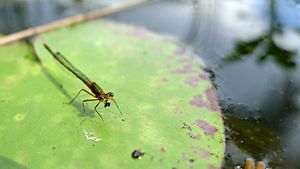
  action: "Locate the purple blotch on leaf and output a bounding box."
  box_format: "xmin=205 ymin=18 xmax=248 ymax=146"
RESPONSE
xmin=195 ymin=119 xmax=218 ymax=137
xmin=170 ymin=63 xmax=196 ymax=73
xmin=191 ymin=146 xmax=213 ymax=159
xmin=185 ymin=73 xmax=208 ymax=87
xmin=189 ymin=88 xmax=220 ymax=112
xmin=205 ymin=88 xmax=221 ymax=112
xmin=188 ymin=132 xmax=200 ymax=140
xmin=174 ymin=47 xmax=186 ymax=55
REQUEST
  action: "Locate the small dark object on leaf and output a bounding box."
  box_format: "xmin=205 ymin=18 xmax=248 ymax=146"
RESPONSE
xmin=131 ymin=149 xmax=145 ymax=159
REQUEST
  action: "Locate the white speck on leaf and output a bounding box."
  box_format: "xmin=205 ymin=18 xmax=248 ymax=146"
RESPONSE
xmin=83 ymin=130 xmax=102 ymax=142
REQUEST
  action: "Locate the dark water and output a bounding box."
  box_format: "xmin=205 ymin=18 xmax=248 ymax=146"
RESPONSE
xmin=1 ymin=0 xmax=300 ymax=168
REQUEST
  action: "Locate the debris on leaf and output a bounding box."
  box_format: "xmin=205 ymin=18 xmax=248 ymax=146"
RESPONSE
xmin=83 ymin=130 xmax=102 ymax=142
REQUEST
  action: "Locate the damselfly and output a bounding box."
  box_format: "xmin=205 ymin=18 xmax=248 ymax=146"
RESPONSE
xmin=44 ymin=44 xmax=122 ymax=120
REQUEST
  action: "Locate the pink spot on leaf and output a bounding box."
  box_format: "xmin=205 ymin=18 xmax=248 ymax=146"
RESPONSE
xmin=199 ymin=74 xmax=209 ymax=80
xmin=190 ymin=95 xmax=208 ymax=108
xmin=195 ymin=119 xmax=218 ymax=137
xmin=188 ymin=132 xmax=201 ymax=140
xmin=192 ymin=146 xmax=213 ymax=158
xmin=174 ymin=47 xmax=186 ymax=55
xmin=185 ymin=73 xmax=208 ymax=87
xmin=205 ymin=88 xmax=221 ymax=112
xmin=189 ymin=87 xmax=220 ymax=112
xmin=170 ymin=63 xmax=196 ymax=73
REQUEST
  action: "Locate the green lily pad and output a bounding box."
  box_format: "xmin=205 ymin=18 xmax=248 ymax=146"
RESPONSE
xmin=0 ymin=20 xmax=225 ymax=169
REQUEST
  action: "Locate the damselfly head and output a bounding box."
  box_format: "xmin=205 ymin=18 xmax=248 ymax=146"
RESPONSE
xmin=103 ymin=92 xmax=122 ymax=116
xmin=104 ymin=102 xmax=111 ymax=108
xmin=104 ymin=92 xmax=114 ymax=108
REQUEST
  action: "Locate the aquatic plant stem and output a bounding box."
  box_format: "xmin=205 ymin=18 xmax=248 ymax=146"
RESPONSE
xmin=0 ymin=0 xmax=153 ymax=46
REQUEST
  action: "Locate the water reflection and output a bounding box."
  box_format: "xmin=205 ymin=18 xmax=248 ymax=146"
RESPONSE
xmin=177 ymin=0 xmax=300 ymax=168
xmin=193 ymin=0 xmax=300 ymax=168
xmin=223 ymin=109 xmax=285 ymax=168
xmin=224 ymin=0 xmax=297 ymax=69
